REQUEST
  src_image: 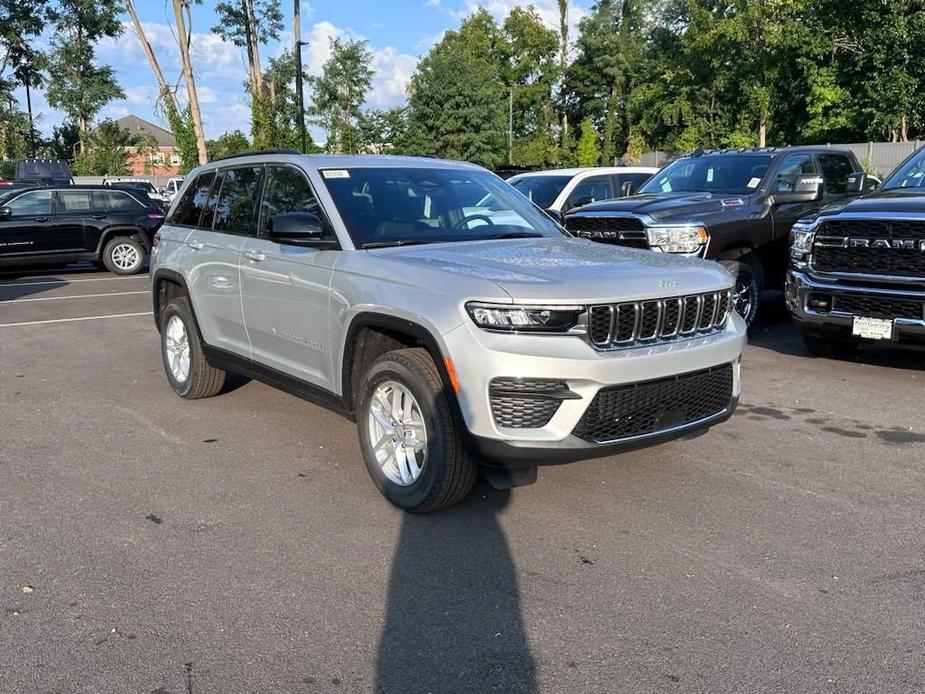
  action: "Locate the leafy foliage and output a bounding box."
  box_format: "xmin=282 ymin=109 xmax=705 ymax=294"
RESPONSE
xmin=308 ymin=37 xmax=374 ymax=153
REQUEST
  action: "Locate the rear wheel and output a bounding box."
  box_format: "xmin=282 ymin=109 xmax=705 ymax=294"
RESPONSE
xmin=800 ymin=332 xmax=859 ymax=359
xmin=357 ymin=347 xmax=476 ymax=512
xmin=160 ymin=297 xmax=226 ymax=399
xmin=102 ymin=236 xmax=145 ymax=275
xmin=720 ymin=256 xmax=761 ymax=328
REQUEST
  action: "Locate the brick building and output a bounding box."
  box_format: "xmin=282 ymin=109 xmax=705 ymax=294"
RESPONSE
xmin=115 ymin=115 xmax=181 ymax=176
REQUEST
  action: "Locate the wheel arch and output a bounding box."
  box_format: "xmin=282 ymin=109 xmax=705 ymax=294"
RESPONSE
xmin=95 ymin=225 xmax=151 ymax=256
xmin=151 ymin=269 xmax=197 ymax=334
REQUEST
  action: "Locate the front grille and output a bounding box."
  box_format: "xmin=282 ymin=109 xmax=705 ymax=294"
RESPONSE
xmin=588 ymin=290 xmax=732 ymax=349
xmin=573 ymin=364 xmax=734 ymax=443
xmin=813 ymin=219 xmax=925 ymax=277
xmin=833 ymin=295 xmax=924 ymax=320
xmin=567 ymin=216 xmax=648 ymax=249
xmin=489 ymin=378 xmax=568 ymax=428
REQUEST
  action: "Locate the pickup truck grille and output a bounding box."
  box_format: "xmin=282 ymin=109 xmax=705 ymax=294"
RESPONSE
xmin=813 ymin=219 xmax=925 ymax=277
xmin=566 ymin=216 xmax=648 ymax=249
xmin=833 ymin=295 xmax=924 ymax=320
xmin=572 ymin=364 xmax=734 ymax=443
xmin=587 ymin=290 xmax=732 ymax=349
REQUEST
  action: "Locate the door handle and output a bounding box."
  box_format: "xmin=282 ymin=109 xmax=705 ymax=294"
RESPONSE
xmin=90 ymin=214 xmax=106 ymax=219
xmin=186 ymin=240 xmax=204 ymax=250
xmin=34 ymin=217 xmax=50 ymax=222
xmin=244 ymin=251 xmax=266 ymax=262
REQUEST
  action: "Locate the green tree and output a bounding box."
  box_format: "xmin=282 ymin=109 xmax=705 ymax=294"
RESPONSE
xmin=576 ymin=116 xmax=600 ymax=165
xmin=206 ymin=130 xmax=251 ymax=159
xmin=260 ymin=48 xmax=316 ymax=151
xmin=358 ymin=107 xmax=409 ymax=153
xmin=45 ymin=0 xmax=124 ymax=148
xmin=73 ymin=118 xmax=136 ymax=175
xmin=405 ymin=10 xmax=507 ymax=168
xmin=308 ymin=37 xmax=373 ymax=153
xmin=0 ymin=0 xmax=49 ymax=155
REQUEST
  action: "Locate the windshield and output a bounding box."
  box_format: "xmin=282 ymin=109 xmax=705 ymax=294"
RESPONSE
xmin=321 ymin=167 xmax=565 ymax=248
xmin=640 ymin=154 xmax=773 ymax=195
xmin=882 ymin=148 xmax=925 ymax=190
xmin=509 ymin=175 xmax=572 ymax=208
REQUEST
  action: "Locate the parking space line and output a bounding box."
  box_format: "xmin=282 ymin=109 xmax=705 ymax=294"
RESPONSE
xmin=0 ymin=276 xmax=149 ymax=288
xmin=1 ymin=290 xmax=149 ymax=304
xmin=0 ymin=312 xmax=150 ymax=328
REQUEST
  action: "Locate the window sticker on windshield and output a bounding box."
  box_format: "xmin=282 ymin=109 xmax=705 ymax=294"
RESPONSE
xmin=706 ymin=168 xmax=714 ymax=182
xmin=322 ymin=169 xmax=350 ymax=179
xmin=747 ymin=177 xmax=761 ymax=188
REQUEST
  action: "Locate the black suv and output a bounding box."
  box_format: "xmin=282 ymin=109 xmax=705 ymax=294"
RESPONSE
xmin=0 ymin=185 xmax=165 ymax=275
xmin=564 ymin=147 xmax=870 ymax=326
xmin=787 ymin=147 xmax=925 ymax=355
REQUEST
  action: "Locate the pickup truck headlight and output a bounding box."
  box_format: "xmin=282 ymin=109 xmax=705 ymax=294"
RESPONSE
xmin=645 ymin=225 xmax=709 ymax=254
xmin=790 ymin=223 xmax=816 ymax=263
xmin=466 ymin=302 xmax=584 ymax=332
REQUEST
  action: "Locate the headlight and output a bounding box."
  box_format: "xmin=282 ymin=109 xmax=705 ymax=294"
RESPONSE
xmin=645 ymin=225 xmax=709 ymax=253
xmin=466 ymin=302 xmax=584 ymax=332
xmin=790 ymin=224 xmax=815 ymax=253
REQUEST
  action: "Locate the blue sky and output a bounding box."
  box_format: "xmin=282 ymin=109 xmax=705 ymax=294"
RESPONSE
xmin=20 ymin=0 xmax=591 ymax=143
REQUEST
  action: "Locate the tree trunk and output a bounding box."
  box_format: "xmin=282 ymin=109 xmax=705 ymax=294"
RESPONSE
xmin=245 ymin=0 xmax=263 ymax=98
xmin=558 ymin=0 xmax=568 ymax=156
xmin=126 ymin=0 xmax=176 ymax=110
xmin=901 ymin=115 xmax=908 ymax=142
xmin=758 ymin=119 xmax=766 ymax=148
xmin=172 ymin=0 xmax=208 ymax=164
xmin=601 ymin=85 xmax=618 ymax=166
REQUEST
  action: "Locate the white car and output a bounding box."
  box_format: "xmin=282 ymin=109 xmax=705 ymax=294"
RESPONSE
xmin=162 ymin=176 xmax=184 ymax=202
xmin=508 ymin=166 xmax=658 ymax=214
xmin=103 ymin=177 xmax=170 ymax=208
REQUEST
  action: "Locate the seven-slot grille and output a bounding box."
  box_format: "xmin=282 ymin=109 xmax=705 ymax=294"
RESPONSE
xmin=566 ymin=216 xmax=648 ymax=249
xmin=572 ymin=364 xmax=734 ymax=443
xmin=813 ymin=219 xmax=925 ymax=277
xmin=587 ymin=289 xmax=732 ymax=349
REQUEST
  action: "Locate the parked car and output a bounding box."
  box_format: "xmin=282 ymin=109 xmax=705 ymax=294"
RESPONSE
xmin=162 ymin=176 xmax=184 ymax=202
xmin=0 ymin=185 xmax=165 ymax=275
xmin=151 ymin=153 xmax=746 ymax=512
xmin=13 ymin=158 xmax=73 ymax=186
xmin=103 ymin=177 xmax=171 ymax=209
xmin=564 ymin=147 xmax=873 ymax=326
xmin=787 ymin=147 xmax=925 ymax=355
xmin=507 ymin=166 xmax=658 ymax=215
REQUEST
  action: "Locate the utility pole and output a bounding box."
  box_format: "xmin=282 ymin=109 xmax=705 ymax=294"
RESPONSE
xmin=24 ymin=72 xmax=35 ymax=158
xmin=294 ymin=0 xmax=307 ymax=153
xmin=508 ymin=89 xmax=513 ymax=166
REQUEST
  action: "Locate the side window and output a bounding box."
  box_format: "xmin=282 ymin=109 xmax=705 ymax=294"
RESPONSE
xmin=774 ymin=155 xmax=815 ymax=192
xmin=94 ymin=191 xmax=142 ymax=211
xmin=56 ymin=190 xmax=93 ymax=213
xmin=5 ymin=190 xmax=53 ymax=216
xmin=169 ymin=171 xmax=215 ymax=227
xmin=615 ymin=173 xmax=652 ymax=194
xmin=567 ymin=175 xmax=614 ymax=208
xmin=817 ymin=154 xmax=854 ymax=195
xmin=212 ymin=166 xmax=262 ymax=234
xmin=258 ymin=166 xmax=325 ymax=237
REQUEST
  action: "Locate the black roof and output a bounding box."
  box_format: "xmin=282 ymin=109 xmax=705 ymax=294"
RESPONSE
xmin=688 ymin=145 xmax=853 ymax=158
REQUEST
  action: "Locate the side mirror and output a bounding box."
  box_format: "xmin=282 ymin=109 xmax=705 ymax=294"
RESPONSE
xmin=0 ymin=206 xmax=10 ymax=219
xmin=571 ymin=195 xmax=594 ymax=209
xmin=844 ymin=171 xmax=867 ymax=194
xmin=543 ymin=207 xmax=565 ymax=225
xmin=620 ymin=181 xmax=636 ymax=197
xmin=770 ymin=174 xmax=823 ymax=205
xmin=267 ymin=211 xmax=336 ymax=247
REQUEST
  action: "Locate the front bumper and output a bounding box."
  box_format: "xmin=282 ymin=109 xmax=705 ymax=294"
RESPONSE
xmin=786 ymin=269 xmax=925 ymax=343
xmin=443 ymin=314 xmax=747 ymax=465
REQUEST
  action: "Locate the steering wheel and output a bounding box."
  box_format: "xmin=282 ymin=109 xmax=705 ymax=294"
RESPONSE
xmin=451 ymin=214 xmax=496 ymax=230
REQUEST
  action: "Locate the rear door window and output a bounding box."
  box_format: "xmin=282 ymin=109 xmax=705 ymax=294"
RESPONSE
xmin=5 ymin=190 xmax=53 ymax=217
xmin=816 ymin=153 xmax=855 ymax=195
xmin=212 ymin=166 xmax=262 ymax=234
xmin=56 ymin=190 xmax=93 ymax=214
xmin=773 ymin=154 xmax=816 ymax=192
xmin=567 ymin=175 xmax=614 ymax=209
xmin=169 ymin=171 xmax=216 ymax=227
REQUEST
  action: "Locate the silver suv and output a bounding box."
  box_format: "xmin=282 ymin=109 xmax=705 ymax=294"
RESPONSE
xmin=151 ymin=153 xmax=746 ymax=511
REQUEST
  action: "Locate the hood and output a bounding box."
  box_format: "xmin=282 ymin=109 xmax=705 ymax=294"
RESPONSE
xmin=368 ymin=237 xmax=732 ymax=304
xmin=814 ymin=189 xmax=925 ymax=220
xmin=567 ymin=191 xmax=750 ymax=223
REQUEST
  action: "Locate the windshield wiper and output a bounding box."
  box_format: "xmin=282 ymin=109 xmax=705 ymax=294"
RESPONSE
xmin=475 ymin=232 xmax=544 ymax=240
xmin=361 ymin=239 xmax=438 ymax=249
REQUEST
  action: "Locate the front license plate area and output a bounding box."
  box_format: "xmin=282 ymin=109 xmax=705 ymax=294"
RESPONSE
xmin=852 ymin=316 xmax=894 ymax=341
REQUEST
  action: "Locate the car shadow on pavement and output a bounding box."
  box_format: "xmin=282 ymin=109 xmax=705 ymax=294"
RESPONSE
xmin=374 ymin=482 xmax=537 ymax=694
xmin=748 ymin=294 xmax=925 ymax=371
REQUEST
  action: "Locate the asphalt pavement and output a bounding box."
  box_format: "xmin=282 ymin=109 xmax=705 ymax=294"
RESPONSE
xmin=1 ymin=265 xmax=923 ymax=694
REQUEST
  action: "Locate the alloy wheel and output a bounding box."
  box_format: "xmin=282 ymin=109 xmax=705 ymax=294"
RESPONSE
xmin=366 ymin=380 xmax=427 ymax=486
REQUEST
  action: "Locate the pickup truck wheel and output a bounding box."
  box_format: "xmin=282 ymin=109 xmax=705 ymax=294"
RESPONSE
xmin=357 ymin=347 xmax=476 ymax=512
xmin=800 ymin=332 xmax=859 ymax=359
xmin=721 ymin=258 xmax=761 ymax=328
xmin=160 ymin=297 xmax=226 ymax=399
xmin=102 ymin=236 xmax=145 ymax=275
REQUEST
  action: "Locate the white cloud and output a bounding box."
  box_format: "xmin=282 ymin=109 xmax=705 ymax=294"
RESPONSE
xmin=451 ymin=0 xmax=588 ymax=38
xmin=368 ymin=47 xmax=416 ymax=107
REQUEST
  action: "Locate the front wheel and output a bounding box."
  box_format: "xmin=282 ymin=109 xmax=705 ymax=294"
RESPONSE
xmin=720 ymin=257 xmax=761 ymax=328
xmin=160 ymin=297 xmax=226 ymax=399
xmin=102 ymin=236 xmax=146 ymax=275
xmin=357 ymin=347 xmax=476 ymax=512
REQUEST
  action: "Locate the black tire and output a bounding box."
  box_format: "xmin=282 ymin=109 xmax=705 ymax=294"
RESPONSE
xmin=800 ymin=332 xmax=859 ymax=359
xmin=720 ymin=256 xmax=762 ymax=328
xmin=160 ymin=297 xmax=226 ymax=399
xmin=102 ymin=236 xmax=146 ymax=275
xmin=356 ymin=347 xmax=477 ymax=512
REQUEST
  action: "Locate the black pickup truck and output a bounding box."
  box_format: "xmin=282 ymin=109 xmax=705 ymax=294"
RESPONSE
xmin=564 ymin=146 xmax=872 ymax=326
xmin=787 ymin=147 xmax=925 ymax=356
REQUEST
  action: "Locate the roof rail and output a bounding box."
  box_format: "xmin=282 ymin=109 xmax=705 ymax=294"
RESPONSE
xmin=208 ymin=148 xmax=301 ymax=163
